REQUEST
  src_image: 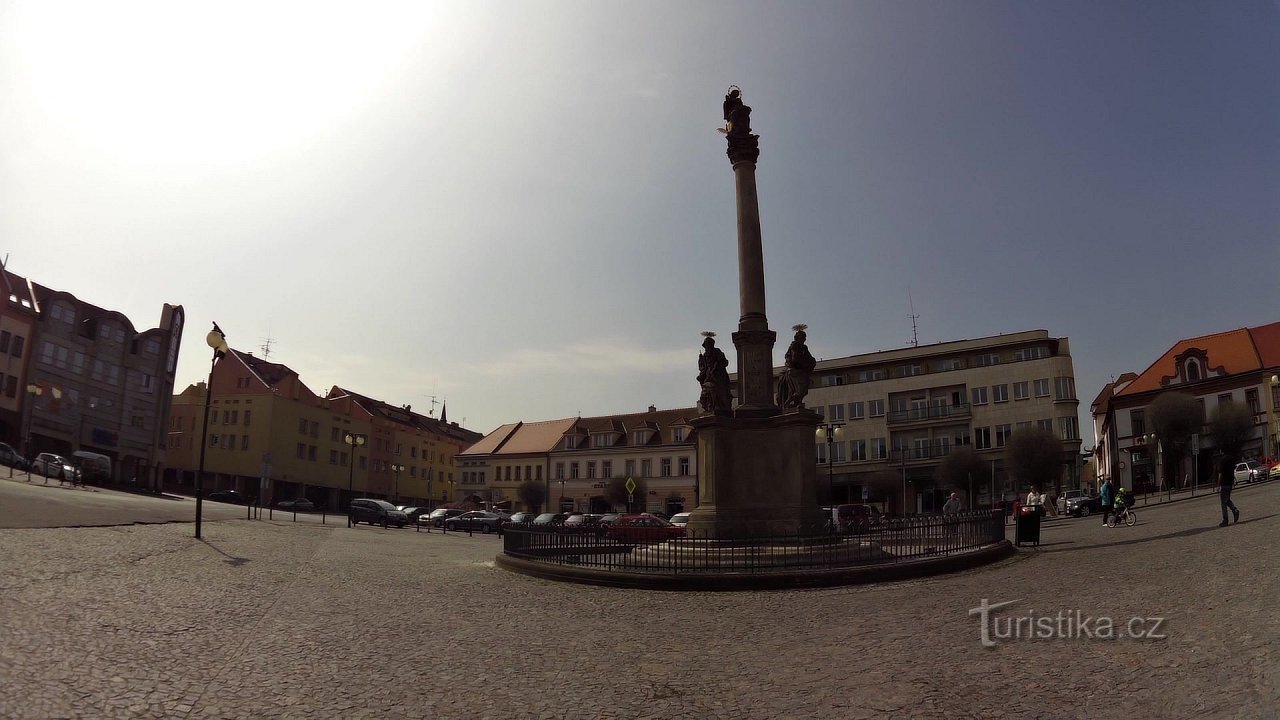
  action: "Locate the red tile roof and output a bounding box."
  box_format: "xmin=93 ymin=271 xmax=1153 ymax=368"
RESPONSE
xmin=1248 ymin=321 xmax=1280 ymax=370
xmin=1116 ymin=323 xmax=1276 ymax=397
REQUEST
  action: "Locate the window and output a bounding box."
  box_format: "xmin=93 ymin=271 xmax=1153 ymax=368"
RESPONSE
xmin=514 ymin=466 xmax=522 ymax=480
xmin=974 ymin=427 xmax=992 ymax=450
xmin=850 ymin=439 xmax=867 ymax=461
xmin=296 ymin=443 xmax=305 ymax=459
xmin=943 ymin=358 xmax=964 ymax=371
xmin=309 ymin=421 xmax=318 ymax=438
xmin=210 ymin=410 xmax=219 ymax=424
xmin=953 ymin=429 xmax=971 ymax=446
xmin=678 ymin=457 xmax=689 ymax=475
xmin=570 ymin=462 xmax=580 ymax=479
xmin=625 ymin=459 xmax=635 ymax=477
xmin=995 ymin=424 xmax=1012 ymax=447
xmin=898 ymin=364 xmax=921 ymax=378
xmin=631 ymin=430 xmax=649 ymax=445
xmin=221 ymin=435 xmax=232 ymax=449
xmin=1014 ymin=346 xmax=1048 ymax=361
xmin=298 ymin=418 xmax=307 ymax=434
xmin=1059 ymin=417 xmax=1079 ymax=440
xmin=831 ymin=441 xmax=847 ymax=462
xmin=1054 ymin=377 xmax=1076 ymax=400
xmin=640 ymin=459 xmax=652 ymax=477
xmin=210 ymin=434 xmax=219 ymax=447
xmin=0 ymin=331 xmax=8 ymax=353
xmin=591 ymin=433 xmax=611 ymax=448
xmin=993 ymin=385 xmax=1009 ymax=403
xmin=602 ymin=461 xmax=612 ymax=478
xmin=1034 ymin=379 xmax=1050 ymax=397
xmin=535 ymin=466 xmax=542 ymax=480
xmin=555 ymin=462 xmax=565 ymax=479
xmin=971 ymin=387 xmax=988 ymax=406
xmin=975 ymin=353 xmax=1000 ymax=367
xmin=830 ymin=404 xmax=845 ymax=421
xmin=586 ymin=462 xmax=596 ymax=479
xmin=869 ymin=399 xmax=885 ymax=417
xmin=849 ymin=401 xmax=864 ymax=419
xmin=1246 ymin=389 xmax=1260 ymax=415
xmin=858 ymin=368 xmax=885 ymax=382
xmin=131 ymin=415 xmax=144 ymax=428
xmin=228 ymin=410 xmax=238 ymax=425
xmin=1130 ymin=410 xmax=1145 ymax=437
xmin=1185 ymin=359 xmax=1201 ymax=381
xmin=871 ymin=438 xmax=887 ymax=460
xmin=11 ymin=336 xmax=23 ymax=358
xmin=4 ymin=376 xmax=15 ymax=398
xmin=330 ymin=449 xmax=338 ymax=464
xmin=1038 ymin=419 xmax=1055 ymax=432
xmin=661 ymin=458 xmax=672 ymax=477
xmin=241 ymin=435 xmax=249 ymax=450
xmin=1017 ymin=421 xmax=1031 ymax=431
xmin=815 ymin=441 xmax=827 ymax=463
xmin=1217 ymin=393 xmax=1233 ymax=407
xmin=1013 ymin=382 xmax=1029 ymax=400
xmin=672 ymin=427 xmax=685 ymax=442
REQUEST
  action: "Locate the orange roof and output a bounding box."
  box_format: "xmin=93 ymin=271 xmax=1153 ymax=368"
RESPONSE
xmin=462 ymin=418 xmax=579 ymax=456
xmin=1116 ymin=324 xmax=1272 ymax=397
xmin=1248 ymin=321 xmax=1280 ymax=369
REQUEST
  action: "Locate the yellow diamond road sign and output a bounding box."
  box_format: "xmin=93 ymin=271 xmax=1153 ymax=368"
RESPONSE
xmin=625 ymin=477 xmax=637 ymax=494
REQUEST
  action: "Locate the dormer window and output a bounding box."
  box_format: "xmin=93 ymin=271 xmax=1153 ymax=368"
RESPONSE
xmin=633 ymin=429 xmax=652 ymax=445
xmin=563 ymin=436 xmax=579 ymax=450
xmin=672 ymin=427 xmax=685 ymax=443
xmin=1185 ymin=358 xmax=1201 ymax=382
xmin=591 ymin=432 xmax=614 ymax=448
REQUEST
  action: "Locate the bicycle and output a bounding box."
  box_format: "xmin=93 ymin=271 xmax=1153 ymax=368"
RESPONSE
xmin=1106 ymin=505 xmax=1137 ymax=527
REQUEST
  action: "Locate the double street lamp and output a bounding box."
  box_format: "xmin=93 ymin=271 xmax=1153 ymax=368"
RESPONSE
xmin=195 ymin=323 xmax=229 ymax=540
xmin=391 ymin=463 xmax=405 ymax=505
xmin=816 ymin=422 xmax=844 ymax=504
xmin=344 ymin=432 xmax=367 ymax=527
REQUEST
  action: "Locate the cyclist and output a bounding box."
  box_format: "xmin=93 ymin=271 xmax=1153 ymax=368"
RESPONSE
xmin=1112 ymin=487 xmax=1131 ymax=525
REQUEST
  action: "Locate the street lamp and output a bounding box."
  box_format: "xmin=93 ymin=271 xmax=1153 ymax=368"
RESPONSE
xmin=816 ymin=422 xmax=843 ymax=504
xmin=1144 ymin=432 xmax=1160 ymax=497
xmin=19 ymin=383 xmax=56 ymax=480
xmin=195 ymin=323 xmax=229 ymax=540
xmin=344 ymin=432 xmax=367 ymax=527
xmin=391 ymin=463 xmax=405 ymax=505
xmin=559 ymin=477 xmax=566 ymax=512
xmin=1270 ymin=375 xmax=1279 ymax=458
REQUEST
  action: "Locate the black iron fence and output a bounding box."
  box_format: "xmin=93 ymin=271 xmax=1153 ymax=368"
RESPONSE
xmin=502 ymin=510 xmax=1005 ymax=575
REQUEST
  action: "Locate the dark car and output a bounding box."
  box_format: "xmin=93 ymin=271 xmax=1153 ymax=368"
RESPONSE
xmin=606 ymin=514 xmax=685 ymax=543
xmin=598 ymin=513 xmax=621 ymax=526
xmin=350 ymin=499 xmax=408 ymax=527
xmin=1063 ymin=494 xmax=1102 ymax=518
xmin=402 ymin=507 xmax=434 ymax=523
xmin=208 ymin=490 xmax=248 ymax=505
xmin=506 ymin=511 xmax=538 ymax=525
xmin=0 ymin=442 xmax=28 ymax=471
xmin=445 ymin=511 xmax=504 ymax=534
xmin=277 ymin=498 xmax=315 ymax=511
xmin=531 ymin=512 xmax=569 ymax=528
xmin=424 ymin=508 xmax=466 ymax=527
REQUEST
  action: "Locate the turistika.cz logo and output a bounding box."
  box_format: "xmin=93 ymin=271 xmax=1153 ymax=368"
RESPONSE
xmin=969 ymin=599 xmax=1168 ymax=648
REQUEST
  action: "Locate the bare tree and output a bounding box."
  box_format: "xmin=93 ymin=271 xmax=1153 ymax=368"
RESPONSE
xmin=1006 ymin=427 xmax=1065 ymax=495
xmin=933 ymin=446 xmax=990 ymax=506
xmin=517 ymin=479 xmax=545 ymax=514
xmin=1209 ymin=401 xmax=1255 ymax=469
xmin=1149 ymin=392 xmax=1202 ymax=490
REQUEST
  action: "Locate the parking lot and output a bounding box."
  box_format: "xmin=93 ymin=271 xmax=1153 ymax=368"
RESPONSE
xmin=0 ymin=479 xmax=1275 ymax=719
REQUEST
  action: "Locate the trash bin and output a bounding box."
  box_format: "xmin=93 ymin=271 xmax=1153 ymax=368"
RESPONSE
xmin=1015 ymin=505 xmax=1041 ymax=546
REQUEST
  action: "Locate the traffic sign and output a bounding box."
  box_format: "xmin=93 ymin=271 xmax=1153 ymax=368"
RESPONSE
xmin=625 ymin=477 xmax=636 ymax=494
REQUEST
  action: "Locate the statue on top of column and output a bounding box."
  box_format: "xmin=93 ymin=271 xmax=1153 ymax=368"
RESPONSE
xmin=719 ymin=86 xmax=752 ymax=137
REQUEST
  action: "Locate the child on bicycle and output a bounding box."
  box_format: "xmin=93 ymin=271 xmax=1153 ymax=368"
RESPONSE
xmin=1112 ymin=487 xmax=1132 ymax=522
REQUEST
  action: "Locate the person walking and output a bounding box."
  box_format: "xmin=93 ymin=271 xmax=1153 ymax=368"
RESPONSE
xmin=1099 ymin=478 xmax=1114 ymax=527
xmin=942 ymin=492 xmax=963 ymax=537
xmin=1217 ymin=460 xmax=1240 ymax=527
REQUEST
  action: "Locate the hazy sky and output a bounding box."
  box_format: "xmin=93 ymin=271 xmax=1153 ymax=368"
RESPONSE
xmin=3 ymin=1 xmax=1277 ymax=444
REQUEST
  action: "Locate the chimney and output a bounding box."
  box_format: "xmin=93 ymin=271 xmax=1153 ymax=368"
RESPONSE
xmin=648 ymin=404 xmax=656 ymax=413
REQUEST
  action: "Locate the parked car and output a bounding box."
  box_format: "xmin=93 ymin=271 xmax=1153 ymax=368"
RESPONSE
xmin=208 ymin=490 xmax=248 ymax=504
xmin=1063 ymin=494 xmax=1102 ymax=517
xmin=531 ymin=512 xmax=569 ymax=528
xmin=561 ymin=513 xmax=606 ymax=535
xmin=1234 ymin=460 xmax=1269 ymax=485
xmin=506 ymin=511 xmax=538 ymax=524
xmin=598 ymin=513 xmax=621 ymax=526
xmin=445 ymin=511 xmax=504 ymax=534
xmin=401 ymin=507 xmax=434 ymax=523
xmin=350 ymin=499 xmax=408 ymax=527
xmin=32 ymin=453 xmax=75 ymax=481
xmin=606 ymin=514 xmax=686 ymax=543
xmin=0 ymin=442 xmax=28 ymax=471
xmin=1056 ymin=490 xmax=1086 ymax=515
xmin=70 ymin=450 xmax=112 ymax=485
xmin=277 ymin=498 xmax=315 ymax=511
xmin=829 ymin=503 xmax=882 ymax=534
xmin=424 ymin=508 xmax=466 ymax=527
xmin=669 ymin=512 xmax=691 ymax=528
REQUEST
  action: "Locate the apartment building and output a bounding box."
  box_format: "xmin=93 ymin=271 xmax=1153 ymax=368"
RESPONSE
xmin=1091 ymin=321 xmax=1280 ymax=493
xmin=165 ymin=348 xmax=480 ymax=509
xmin=0 ymin=266 xmax=38 ymax=446
xmin=14 ymin=267 xmax=183 ymax=489
xmin=802 ymin=330 xmax=1083 ymax=513
xmin=459 ymin=405 xmax=699 ymax=514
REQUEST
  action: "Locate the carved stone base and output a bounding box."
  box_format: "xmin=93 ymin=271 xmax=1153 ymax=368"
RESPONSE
xmin=685 ymin=409 xmax=825 ymax=539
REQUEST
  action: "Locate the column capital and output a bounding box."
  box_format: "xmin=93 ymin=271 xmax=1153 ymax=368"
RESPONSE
xmin=727 ymin=134 xmax=760 ymax=167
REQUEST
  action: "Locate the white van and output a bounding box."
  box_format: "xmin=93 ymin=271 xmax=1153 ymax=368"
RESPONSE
xmin=70 ymin=451 xmax=112 ymax=485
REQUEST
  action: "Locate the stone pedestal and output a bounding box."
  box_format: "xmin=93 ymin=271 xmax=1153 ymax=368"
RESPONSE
xmin=686 ymin=409 xmax=826 ymax=538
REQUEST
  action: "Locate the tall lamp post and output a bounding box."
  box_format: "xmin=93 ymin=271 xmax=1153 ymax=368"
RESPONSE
xmin=1144 ymin=432 xmax=1161 ymax=498
xmin=1270 ymin=375 xmax=1279 ymax=459
xmin=195 ymin=323 xmax=229 ymax=540
xmin=816 ymin=422 xmax=843 ymax=504
xmin=559 ymin=477 xmax=566 ymax=512
xmin=344 ymin=432 xmax=367 ymax=527
xmin=391 ymin=463 xmax=404 ymax=505
xmin=19 ymin=383 xmax=52 ymax=479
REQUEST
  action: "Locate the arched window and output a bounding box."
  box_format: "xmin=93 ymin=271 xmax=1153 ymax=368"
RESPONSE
xmin=1185 ymin=358 xmax=1201 ymax=381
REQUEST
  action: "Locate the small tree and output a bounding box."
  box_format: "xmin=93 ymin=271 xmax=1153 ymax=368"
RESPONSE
xmin=1006 ymin=427 xmax=1064 ymax=495
xmin=1149 ymin=392 xmax=1201 ymax=492
xmin=517 ymin=479 xmax=545 ymax=514
xmin=933 ymin=446 xmax=990 ymax=506
xmin=606 ymin=475 xmax=647 ymax=512
xmin=1209 ymin=402 xmax=1255 ymax=470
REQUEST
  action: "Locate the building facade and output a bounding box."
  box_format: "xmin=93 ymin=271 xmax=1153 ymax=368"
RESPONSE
xmin=14 ymin=268 xmax=183 ymax=489
xmin=0 ymin=265 xmax=38 ymax=448
xmin=165 ymin=349 xmax=480 ymax=509
xmin=801 ymin=330 xmax=1083 ymax=513
xmin=1091 ymin=321 xmax=1280 ymax=494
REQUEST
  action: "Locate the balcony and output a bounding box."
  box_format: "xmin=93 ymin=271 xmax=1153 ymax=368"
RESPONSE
xmin=887 ymin=403 xmax=971 ymax=426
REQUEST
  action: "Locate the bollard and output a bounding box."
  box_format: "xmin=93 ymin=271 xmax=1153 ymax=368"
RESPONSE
xmin=293 ymin=508 xmax=298 ymax=523
xmin=322 ymin=510 xmax=326 ymax=525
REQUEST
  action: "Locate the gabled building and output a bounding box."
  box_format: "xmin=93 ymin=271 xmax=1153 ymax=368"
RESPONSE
xmin=166 ymin=348 xmax=480 ymax=509
xmin=1091 ymin=321 xmax=1280 ymax=494
xmin=0 ymin=262 xmax=38 ymax=448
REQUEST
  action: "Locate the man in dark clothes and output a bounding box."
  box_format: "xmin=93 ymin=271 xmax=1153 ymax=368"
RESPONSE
xmin=1217 ymin=459 xmax=1240 ymax=527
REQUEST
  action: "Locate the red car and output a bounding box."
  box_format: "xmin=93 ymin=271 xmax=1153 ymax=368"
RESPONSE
xmin=605 ymin=514 xmax=685 ymax=543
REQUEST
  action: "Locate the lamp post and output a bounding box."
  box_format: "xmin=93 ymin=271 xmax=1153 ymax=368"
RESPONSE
xmin=195 ymin=323 xmax=229 ymax=540
xmin=1270 ymin=375 xmax=1279 ymax=459
xmin=18 ymin=384 xmax=45 ymax=479
xmin=1144 ymin=432 xmax=1161 ymax=498
xmin=391 ymin=463 xmax=404 ymax=505
xmin=559 ymin=477 xmax=566 ymax=512
xmin=816 ymin=422 xmax=843 ymax=504
xmin=344 ymin=432 xmax=367 ymax=527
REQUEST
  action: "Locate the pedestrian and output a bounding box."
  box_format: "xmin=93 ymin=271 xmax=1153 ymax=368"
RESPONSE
xmin=1217 ymin=460 xmax=1240 ymax=527
xmin=942 ymin=492 xmax=963 ymax=537
xmin=1099 ymin=478 xmax=1114 ymax=527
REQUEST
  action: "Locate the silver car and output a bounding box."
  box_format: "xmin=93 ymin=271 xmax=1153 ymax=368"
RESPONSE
xmin=32 ymin=453 xmax=75 ymax=481
xmin=444 ymin=511 xmax=504 ymax=534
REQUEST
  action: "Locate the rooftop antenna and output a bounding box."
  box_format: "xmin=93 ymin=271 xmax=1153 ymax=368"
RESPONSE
xmin=259 ymin=335 xmax=275 ymax=358
xmin=908 ymin=291 xmax=920 ymax=348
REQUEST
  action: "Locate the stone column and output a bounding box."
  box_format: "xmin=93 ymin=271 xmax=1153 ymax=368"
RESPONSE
xmin=726 ymin=115 xmax=776 ymax=414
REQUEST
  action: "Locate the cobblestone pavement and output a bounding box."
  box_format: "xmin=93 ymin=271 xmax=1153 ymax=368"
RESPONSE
xmin=1 ymin=482 xmax=1275 ymax=719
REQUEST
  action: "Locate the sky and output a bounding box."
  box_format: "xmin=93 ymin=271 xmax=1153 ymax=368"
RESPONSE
xmin=2 ymin=1 xmax=1277 ymax=445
